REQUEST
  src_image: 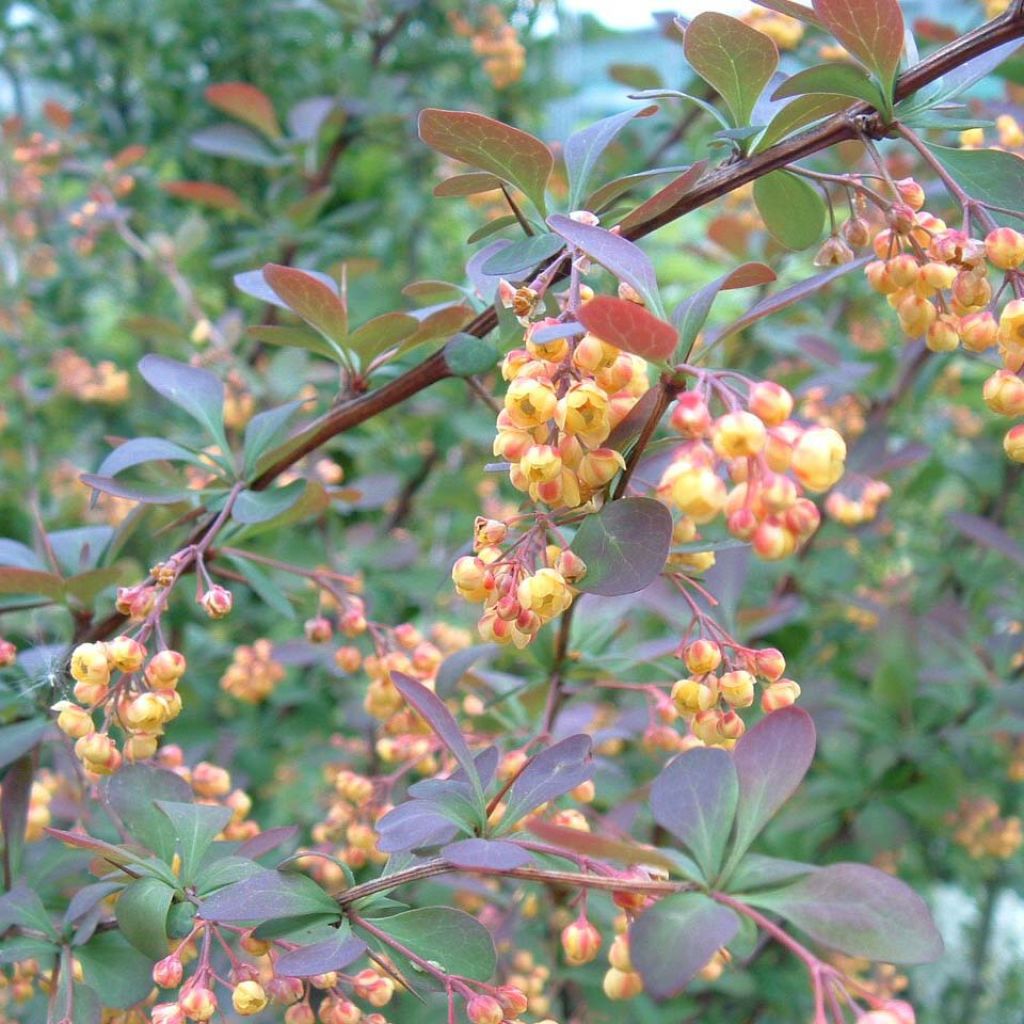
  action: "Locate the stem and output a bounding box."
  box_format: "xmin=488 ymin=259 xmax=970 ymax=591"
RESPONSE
xmin=541 ymin=602 xmax=577 ymax=734
xmin=613 ymin=378 xmax=677 ymax=500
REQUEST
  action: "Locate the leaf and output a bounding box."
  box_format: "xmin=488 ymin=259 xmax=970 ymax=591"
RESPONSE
xmin=753 ymin=171 xmax=825 ymax=250
xmin=526 ymin=820 xmax=682 ymax=875
xmin=274 ymin=926 xmax=367 ymax=977
xmin=156 ymin=801 xmax=233 ymax=884
xmin=78 ymin=475 xmax=191 ymax=506
xmin=609 ymin=63 xmax=664 ymax=90
xmin=630 ymin=892 xmax=740 ymax=999
xmin=76 ymin=930 xmax=156 ymax=1008
xmin=102 ymin=765 xmax=194 ymax=862
xmin=772 ymin=63 xmax=886 ymax=109
xmin=97 ymin=437 xmax=207 ymax=479
xmin=236 ymin=826 xmax=299 ymax=860
xmin=723 ymin=854 xmax=817 ymax=893
xmin=366 ymin=907 xmax=496 ymax=981
xmin=419 ymin=108 xmax=553 ymax=216
xmin=199 ymin=868 xmax=341 ymax=923
xmin=727 ymin=706 xmax=816 ymax=871
xmin=232 ymin=481 xmax=307 ymax=524
xmin=0 ymin=539 xmax=43 ymax=570
xmin=224 ymin=552 xmax=296 ymax=619
xmin=44 ymin=827 xmax=145 ymax=869
xmin=287 ymin=95 xmax=338 ymax=141
xmin=348 ymin=312 xmax=420 ymax=362
xmin=375 ymin=799 xmax=463 ymax=853
xmin=904 ymin=38 xmax=1023 ymax=111
xmin=391 ymin=672 xmax=481 ymax=792
xmin=547 ymin=214 xmax=663 ymax=314
xmin=162 ymin=180 xmax=248 ymax=213
xmin=115 ymin=876 xmax=175 ymax=960
xmin=751 ymin=0 xmax=825 ymax=26
xmin=628 ymin=88 xmax=732 ymax=131
xmin=812 ymin=0 xmax=904 ymax=94
xmin=190 ymin=123 xmax=284 ymax=165
xmin=247 ymin=325 xmax=340 ymax=361
xmin=748 ymin=863 xmax=944 ymax=963
xmin=443 ymin=334 xmax=499 ymax=377
xmin=442 ymin=838 xmax=532 ymax=870
xmin=467 ymin=214 xmax=518 ymax=244
xmin=0 ymin=755 xmax=33 ymax=880
xmin=235 ymin=267 xmax=340 ymax=309
xmin=650 ymin=747 xmax=738 ymax=882
xmin=571 ymin=497 xmax=673 ymax=596
xmin=48 ymin=526 xmax=113 ymax=574
xmin=565 ymin=105 xmax=659 ymax=209
xmin=479 ymin=233 xmax=564 ymax=278
xmin=585 ymin=165 xmax=694 ymax=213
xmin=65 ymin=882 xmax=125 ymax=928
xmin=0 ymin=935 xmax=58 ymax=966
xmin=402 ymin=280 xmax=466 ymax=304
xmin=948 ymin=512 xmax=1024 ymax=567
xmin=673 ymin=263 xmax=776 ymax=355
xmin=925 ymin=144 xmax=1024 ymax=215
xmin=0 ymin=884 xmax=58 ymax=938
xmin=433 ymin=172 xmax=504 ymax=197
xmin=755 ymin=93 xmax=850 ymax=152
xmin=434 ymin=644 xmax=498 ymax=697
xmin=243 ymin=401 xmax=303 ymax=476
xmin=683 ymin=13 xmax=779 ymax=128
xmin=502 ymin=735 xmax=594 ymax=828
xmin=0 ymin=718 xmax=48 ymax=771
xmin=196 ymin=856 xmax=264 ymax=895
xmin=617 ymin=162 xmax=708 ymax=233
xmin=575 ymin=295 xmax=678 ymax=362
xmin=262 ymin=264 xmax=348 ymax=347
xmin=402 ymin=304 xmax=476 ymax=351
xmin=205 ymin=82 xmax=281 ymax=139
xmin=137 ymin=354 xmax=226 ymax=447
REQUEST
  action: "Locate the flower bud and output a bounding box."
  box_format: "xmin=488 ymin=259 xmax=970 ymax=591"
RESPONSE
xmin=761 ymin=678 xmax=801 ymax=712
xmin=106 ymin=635 xmax=146 ymax=672
xmin=304 ymin=616 xmax=333 ymax=643
xmin=712 ymin=411 xmax=767 ymax=459
xmin=684 ymin=639 xmax=722 ymax=676
xmin=983 ymin=369 xmax=1024 ymax=416
xmin=986 ymin=227 xmax=1024 ymax=270
xmin=353 ymin=969 xmax=394 ymax=1006
xmin=602 ymin=967 xmax=644 ymax=1000
xmin=146 ymin=649 xmax=186 ymax=687
xmin=813 ymin=235 xmax=855 ymax=267
xmin=719 ymin=670 xmax=755 ymax=708
xmin=53 ymin=701 xmax=95 ymax=739
xmin=960 ymin=311 xmax=998 ymax=352
xmin=504 ymin=377 xmax=557 ymax=429
xmin=467 ymin=994 xmax=505 ymax=1024
xmin=179 ymin=984 xmax=217 ymax=1021
xmin=152 ymin=955 xmax=183 ymax=988
xmin=578 ymin=448 xmax=625 ymax=489
xmin=754 ymin=647 xmax=786 ymax=681
xmin=842 ymin=216 xmax=871 ymax=248
xmin=748 ymin=381 xmax=793 ymax=427
xmin=925 ymin=314 xmax=960 ymax=353
xmin=1004 ymin=423 xmax=1024 ymax=463
xmin=70 ymin=642 xmax=111 ymax=686
xmin=199 ymin=585 xmax=233 ymax=619
xmin=791 ymin=427 xmax=846 ymax=492
xmin=496 ymin=984 xmax=529 ymax=1017
xmin=285 ymin=1006 xmax=316 ymax=1024
xmin=74 ymin=732 xmax=121 ymax=774
xmin=608 ymin=933 xmax=633 ymax=971
xmin=562 ymin=915 xmax=602 ymax=965
xmin=151 ymin=1004 xmax=186 ymax=1024
xmin=232 ymin=980 xmax=268 ymax=1016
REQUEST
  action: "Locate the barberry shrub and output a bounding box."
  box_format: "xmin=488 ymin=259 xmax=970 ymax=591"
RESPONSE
xmin=2 ymin=1 xmax=1024 ymax=1022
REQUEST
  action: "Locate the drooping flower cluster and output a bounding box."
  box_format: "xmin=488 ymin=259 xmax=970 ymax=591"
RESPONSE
xmin=658 ymin=380 xmax=847 ymax=561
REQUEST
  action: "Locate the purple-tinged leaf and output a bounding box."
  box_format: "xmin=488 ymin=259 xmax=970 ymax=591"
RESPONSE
xmin=236 ymin=826 xmax=300 ymax=860
xmin=391 ymin=672 xmax=480 ymax=789
xmin=0 ymin=718 xmax=48 ymax=771
xmin=196 ymin=856 xmax=264 ymax=895
xmin=97 ymin=437 xmax=207 ymax=478
xmin=263 ymin=264 xmax=348 ymax=346
xmin=527 ymin=820 xmax=681 ymax=874
xmin=410 ymin=746 xmax=500 ymax=797
xmin=750 ymin=0 xmax=824 ymax=26
xmin=442 ymin=838 xmax=532 ymax=870
xmin=400 ymin=303 xmax=476 ymax=353
xmin=630 ymin=892 xmax=740 ymax=998
xmin=78 ymin=474 xmax=191 ymax=506
xmin=138 ymin=354 xmax=226 ymax=446
xmin=64 ymin=882 xmax=124 ymax=928
xmin=948 ymin=512 xmax=1024 ymax=568
xmin=650 ymin=747 xmax=738 ymax=881
xmin=530 ymin=321 xmax=586 ymax=344
xmin=705 ymin=259 xmax=867 ymax=347
xmin=232 ymin=482 xmax=307 ymax=525
xmin=0 ymin=539 xmax=43 ymax=570
xmin=0 ymin=755 xmax=34 ymax=881
xmin=198 ymin=868 xmax=340 ymax=923
xmin=287 ymin=96 xmax=337 ymax=141
xmin=618 ymin=161 xmax=708 ymax=233
xmin=0 ymin=883 xmax=58 ymax=938
xmin=753 ymin=171 xmax=826 ymax=250
xmin=922 ymin=37 xmax=1024 ymax=108
xmin=419 ymin=108 xmax=553 ymax=216
xmin=247 ymin=324 xmax=339 ymax=360
xmin=748 ymin=863 xmax=944 ymax=962
xmin=44 ymin=827 xmax=143 ymax=869
xmin=585 ymin=165 xmax=693 ymax=214
xmin=813 ymin=0 xmax=904 ymax=93
xmin=683 ymin=13 xmax=779 ymax=128
xmin=467 ymin=240 xmax=512 ymax=301
xmin=572 ymin=497 xmax=673 ymax=597
xmin=190 ymin=123 xmax=284 ymax=165
xmin=502 ymin=735 xmax=594 ymax=827
xmin=375 ymin=799 xmax=463 ymax=853
xmin=235 ymin=267 xmax=339 ymax=309
xmin=548 ymin=214 xmax=663 ymax=314
xmin=729 ymin=706 xmax=816 ymax=865
xmin=434 ymin=172 xmax=504 ymax=197
xmin=673 ymin=262 xmax=776 ymax=355
xmin=274 ymin=928 xmax=367 ymax=977
xmin=575 ymin=296 xmax=678 ymax=362
xmin=565 ymin=104 xmax=659 ymax=209
xmin=402 ymin=279 xmax=465 ymax=304
xmin=606 ymin=386 xmax=664 ymax=452
xmin=434 ymin=644 xmax=498 ymax=697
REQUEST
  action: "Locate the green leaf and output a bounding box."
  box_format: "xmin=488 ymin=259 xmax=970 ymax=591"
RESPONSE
xmin=630 ymin=893 xmax=740 ymax=999
xmin=115 ymin=876 xmax=175 ymax=961
xmin=196 ymin=855 xmax=264 ymax=895
xmin=726 ymin=854 xmax=817 ymax=893
xmin=479 ymin=233 xmax=564 ymax=278
xmin=76 ymin=930 xmax=157 ymax=1008
xmin=137 ymin=354 xmax=227 ymax=449
xmin=0 ymin=566 xmax=65 ymax=600
xmin=466 ymin=214 xmax=518 ymax=244
xmin=747 ymin=863 xmax=944 ymax=963
xmin=753 ymin=171 xmax=826 ymax=250
xmin=243 ymin=401 xmax=303 ymax=477
xmin=683 ymin=13 xmax=779 ymax=128
xmin=444 ymin=334 xmax=499 ymax=377
xmin=365 ymin=907 xmax=496 ymax=981
xmin=247 ymin=324 xmax=341 ymax=361
xmin=102 ymin=765 xmax=194 ymax=861
xmin=262 ymin=264 xmax=349 ymax=349
xmin=0 ymin=884 xmax=59 ymax=939
xmin=224 ymin=552 xmax=296 ymax=619
xmin=925 ymin=143 xmax=1024 ymax=215
xmin=572 ymin=497 xmax=673 ymax=596
xmin=0 ymin=718 xmax=48 ymax=771
xmin=97 ymin=437 xmax=209 ymax=479
xmin=232 ymin=481 xmax=307 ymax=524
xmin=198 ymin=867 xmax=341 ymax=923
xmin=156 ymin=801 xmax=233 ymax=885
xmin=434 ymin=172 xmax=504 ymax=197
xmin=564 ymin=104 xmax=658 ymax=209
xmin=419 ymin=108 xmax=553 ymax=217
xmin=0 ymin=755 xmax=34 ymax=880
xmin=348 ymin=312 xmax=420 ymax=362
xmin=0 ymin=935 xmax=58 ymax=966
xmin=755 ymin=93 xmax=850 ymax=152
xmin=773 ymin=64 xmax=886 ymax=109
xmin=812 ymin=0 xmax=904 ymax=96
xmin=190 ymin=123 xmax=286 ymax=165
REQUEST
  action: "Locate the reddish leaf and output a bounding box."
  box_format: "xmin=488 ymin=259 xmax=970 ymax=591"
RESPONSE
xmin=419 ymin=108 xmax=553 ymax=215
xmin=0 ymin=568 xmax=64 ymax=600
xmin=618 ymin=161 xmax=707 ymax=233
xmin=813 ymin=0 xmax=904 ymax=92
xmin=527 ymin=820 xmax=680 ymax=873
xmin=683 ymin=13 xmax=779 ymax=127
xmin=162 ymin=181 xmax=248 ymax=212
xmin=262 ymin=264 xmax=348 ymax=346
xmin=347 ymin=312 xmax=420 ymax=362
xmin=576 ymin=296 xmax=678 ymax=362
xmin=205 ymin=82 xmax=281 ymax=139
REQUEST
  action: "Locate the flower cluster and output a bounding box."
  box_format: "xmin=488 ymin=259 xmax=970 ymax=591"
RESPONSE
xmin=219 ymin=638 xmax=285 ymax=704
xmin=659 ymin=381 xmax=846 ymax=561
xmin=449 ymin=4 xmax=526 ymax=89
xmin=51 ymin=349 xmax=131 ymax=404
xmin=948 ymin=796 xmax=1022 ymax=860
